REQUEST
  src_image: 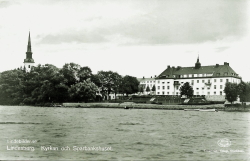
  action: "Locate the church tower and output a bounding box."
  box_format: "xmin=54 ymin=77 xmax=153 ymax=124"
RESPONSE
xmin=23 ymin=31 xmax=35 ymax=72
xmin=195 ymin=55 xmax=201 ymax=69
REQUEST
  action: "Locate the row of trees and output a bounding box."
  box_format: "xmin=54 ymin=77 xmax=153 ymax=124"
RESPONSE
xmin=179 ymin=81 xmax=250 ymax=104
xmin=0 ymin=63 xmax=139 ymax=105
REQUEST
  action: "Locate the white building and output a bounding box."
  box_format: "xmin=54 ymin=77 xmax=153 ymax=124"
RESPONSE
xmin=155 ymin=57 xmax=241 ymax=96
xmin=137 ymin=77 xmax=156 ymax=95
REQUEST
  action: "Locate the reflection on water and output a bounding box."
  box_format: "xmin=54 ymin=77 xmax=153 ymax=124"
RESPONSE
xmin=0 ymin=106 xmax=249 ymax=160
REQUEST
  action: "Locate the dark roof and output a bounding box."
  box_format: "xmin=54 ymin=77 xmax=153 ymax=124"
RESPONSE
xmin=157 ymin=63 xmax=240 ymax=79
xmin=137 ymin=78 xmax=156 ymax=82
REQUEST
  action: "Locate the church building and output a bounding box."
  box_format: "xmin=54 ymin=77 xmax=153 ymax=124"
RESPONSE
xmin=23 ymin=32 xmax=35 ymax=72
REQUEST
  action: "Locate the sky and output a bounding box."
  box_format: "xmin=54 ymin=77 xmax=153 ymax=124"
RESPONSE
xmin=0 ymin=0 xmax=250 ymax=81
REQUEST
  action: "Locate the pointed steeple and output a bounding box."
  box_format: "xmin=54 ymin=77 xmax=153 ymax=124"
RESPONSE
xmin=195 ymin=55 xmax=201 ymax=69
xmin=27 ymin=31 xmax=32 ymax=52
xmin=24 ymin=31 xmax=34 ymax=63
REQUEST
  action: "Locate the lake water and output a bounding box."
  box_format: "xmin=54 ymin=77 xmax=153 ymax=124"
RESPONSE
xmin=0 ymin=106 xmax=249 ymax=160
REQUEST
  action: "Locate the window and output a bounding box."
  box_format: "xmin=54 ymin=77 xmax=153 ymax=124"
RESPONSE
xmin=214 ymin=79 xmax=216 ymax=82
xmin=208 ymin=79 xmax=211 ymax=83
xmin=207 ymin=88 xmax=210 ymax=90
xmin=167 ymin=86 xmax=170 ymax=89
xmin=191 ymin=80 xmax=194 ymax=85
xmin=196 ymin=92 xmax=199 ymax=95
xmin=217 ymin=73 xmax=220 ymax=76
xmin=196 ymin=88 xmax=199 ymax=90
xmin=167 ymin=92 xmax=169 ymax=95
xmin=158 ymin=86 xmax=160 ymax=90
xmin=192 ymin=74 xmax=194 ymax=77
xmin=158 ymin=81 xmax=160 ymax=83
xmin=202 ymin=88 xmax=204 ymax=90
xmin=220 ymin=79 xmax=223 ymax=82
xmin=220 ymin=91 xmax=222 ymax=95
xmin=176 ymin=86 xmax=179 ymax=90
xmin=226 ymin=79 xmax=229 ymax=83
xmin=157 ymin=92 xmax=160 ymax=94
xmin=202 ymin=80 xmax=205 ymax=83
xmin=162 ymin=86 xmax=165 ymax=89
xmin=162 ymin=92 xmax=165 ymax=95
xmin=167 ymin=82 xmax=170 ymax=84
xmin=214 ymin=85 xmax=216 ymax=89
xmin=207 ymin=92 xmax=210 ymax=95
xmin=147 ymin=81 xmax=149 ymax=83
xmin=150 ymin=81 xmax=152 ymax=83
xmin=224 ymin=72 xmax=228 ymax=76
xmin=28 ymin=65 xmax=30 ymax=68
xmin=214 ymin=92 xmax=216 ymax=95
xmin=176 ymin=92 xmax=178 ymax=95
xmin=197 ymin=80 xmax=199 ymax=83
xmin=220 ymin=85 xmax=223 ymax=89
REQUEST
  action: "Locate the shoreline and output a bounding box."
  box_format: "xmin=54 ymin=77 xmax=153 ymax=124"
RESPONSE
xmin=1 ymin=103 xmax=249 ymax=111
xmin=62 ymin=102 xmax=226 ymax=110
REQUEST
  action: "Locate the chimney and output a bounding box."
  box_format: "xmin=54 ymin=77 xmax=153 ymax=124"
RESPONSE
xmin=151 ymin=76 xmax=152 ymax=78
xmin=224 ymin=62 xmax=229 ymax=66
xmin=215 ymin=64 xmax=219 ymax=67
xmin=143 ymin=76 xmax=145 ymax=79
xmin=155 ymin=75 xmax=156 ymax=77
xmin=177 ymin=66 xmax=181 ymax=70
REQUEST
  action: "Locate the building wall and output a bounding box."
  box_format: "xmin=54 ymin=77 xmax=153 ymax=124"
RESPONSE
xmin=139 ymin=78 xmax=156 ymax=94
xmin=155 ymin=77 xmax=241 ymax=96
xmin=24 ymin=62 xmax=35 ymax=72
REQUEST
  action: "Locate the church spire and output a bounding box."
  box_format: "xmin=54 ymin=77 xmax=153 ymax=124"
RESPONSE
xmin=27 ymin=31 xmax=32 ymax=52
xmin=195 ymin=55 xmax=201 ymax=69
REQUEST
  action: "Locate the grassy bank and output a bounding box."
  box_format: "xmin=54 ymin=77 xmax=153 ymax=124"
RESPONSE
xmin=62 ymin=102 xmax=226 ymax=110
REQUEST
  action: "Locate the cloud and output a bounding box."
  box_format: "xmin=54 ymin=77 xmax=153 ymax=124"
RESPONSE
xmin=37 ymin=0 xmax=248 ymax=45
xmin=38 ymin=30 xmax=107 ymax=44
xmin=0 ymin=1 xmax=12 ymax=8
xmin=215 ymin=46 xmax=230 ymax=52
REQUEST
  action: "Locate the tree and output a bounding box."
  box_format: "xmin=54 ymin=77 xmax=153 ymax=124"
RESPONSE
xmin=68 ymin=78 xmax=98 ymax=102
xmin=151 ymin=85 xmax=156 ymax=94
xmin=146 ymin=86 xmax=150 ymax=94
xmin=60 ymin=63 xmax=81 ymax=86
xmin=224 ymin=82 xmax=238 ymax=104
xmin=78 ymin=66 xmax=92 ymax=82
xmin=179 ymin=82 xmax=194 ymax=98
xmin=97 ymin=71 xmax=122 ymax=100
xmin=23 ymin=64 xmax=69 ymax=104
xmin=120 ymin=75 xmax=140 ymax=96
xmin=138 ymin=85 xmax=144 ymax=94
xmin=237 ymin=81 xmax=247 ymax=104
xmin=0 ymin=69 xmax=26 ymax=104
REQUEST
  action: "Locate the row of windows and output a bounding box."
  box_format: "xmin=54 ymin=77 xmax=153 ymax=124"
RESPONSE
xmin=157 ymin=85 xmax=224 ymax=90
xmin=157 ymin=79 xmax=229 ymax=84
xmin=141 ymin=81 xmax=155 ymax=84
xmin=157 ymin=91 xmax=224 ymax=95
xmin=162 ymin=73 xmax=236 ymax=78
